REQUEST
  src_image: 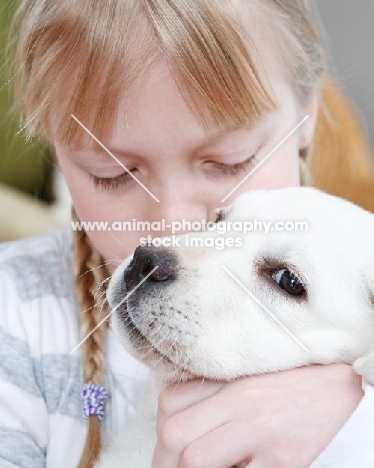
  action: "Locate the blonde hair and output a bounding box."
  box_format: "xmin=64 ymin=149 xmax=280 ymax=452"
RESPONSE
xmin=11 ymin=0 xmax=325 ymax=466
xmin=72 ymin=210 xmax=109 ymax=467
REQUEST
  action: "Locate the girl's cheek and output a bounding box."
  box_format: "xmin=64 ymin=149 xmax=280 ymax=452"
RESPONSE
xmin=239 ymin=144 xmax=300 ymax=191
xmin=87 ymin=230 xmax=144 ymax=269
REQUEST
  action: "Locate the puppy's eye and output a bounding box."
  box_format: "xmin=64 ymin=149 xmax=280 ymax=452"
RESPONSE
xmin=270 ymin=268 xmax=305 ymax=296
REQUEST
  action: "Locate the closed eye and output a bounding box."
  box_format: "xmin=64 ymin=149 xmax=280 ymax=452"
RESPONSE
xmin=89 ymin=169 xmax=137 ymax=190
xmin=89 ymin=150 xmax=259 ymax=190
xmin=212 ymin=153 xmax=258 ymax=176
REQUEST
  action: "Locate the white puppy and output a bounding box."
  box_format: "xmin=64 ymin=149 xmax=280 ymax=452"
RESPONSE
xmin=96 ymin=187 xmax=374 ymax=468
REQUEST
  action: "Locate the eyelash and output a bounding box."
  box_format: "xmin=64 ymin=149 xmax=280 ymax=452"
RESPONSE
xmin=90 ymin=153 xmax=258 ymax=190
xmin=90 ymin=170 xmax=136 ymax=190
xmin=213 ymin=153 xmax=257 ymax=176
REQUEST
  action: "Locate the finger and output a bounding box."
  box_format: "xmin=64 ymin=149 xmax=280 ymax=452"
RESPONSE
xmin=177 ymin=419 xmax=256 ymax=468
xmin=154 ymin=393 xmax=258 ymax=468
xmin=157 ymin=379 xmax=223 ymax=430
xmin=153 ymin=389 xmax=237 ymax=468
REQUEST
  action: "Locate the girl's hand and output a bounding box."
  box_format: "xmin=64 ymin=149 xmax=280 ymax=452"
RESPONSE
xmin=152 ymin=364 xmax=364 ymax=468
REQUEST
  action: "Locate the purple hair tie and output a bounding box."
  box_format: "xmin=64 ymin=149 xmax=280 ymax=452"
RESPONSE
xmin=81 ymin=383 xmax=108 ymax=421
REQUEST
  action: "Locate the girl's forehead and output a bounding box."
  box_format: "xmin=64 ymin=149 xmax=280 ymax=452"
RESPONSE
xmin=16 ymin=0 xmax=323 ymax=148
xmin=46 ymin=1 xmax=307 ymax=150
xmin=110 ymin=60 xmax=277 ymax=135
xmin=54 ymin=53 xmax=287 ymax=154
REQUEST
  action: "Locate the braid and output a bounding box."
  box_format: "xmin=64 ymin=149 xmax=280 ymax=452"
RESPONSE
xmin=70 ymin=155 xmax=310 ymax=468
xmin=72 ymin=211 xmax=109 ymax=468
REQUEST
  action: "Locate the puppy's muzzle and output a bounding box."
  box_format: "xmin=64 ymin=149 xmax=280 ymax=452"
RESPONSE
xmin=124 ymin=246 xmax=178 ymax=291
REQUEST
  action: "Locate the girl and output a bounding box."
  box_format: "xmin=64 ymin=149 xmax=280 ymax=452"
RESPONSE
xmin=1 ymin=0 xmax=373 ymax=467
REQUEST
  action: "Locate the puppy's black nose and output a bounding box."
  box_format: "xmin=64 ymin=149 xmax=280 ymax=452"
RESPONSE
xmin=124 ymin=246 xmax=178 ymax=288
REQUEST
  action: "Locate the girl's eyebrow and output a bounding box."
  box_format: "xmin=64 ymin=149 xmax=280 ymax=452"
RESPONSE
xmin=206 ymin=124 xmax=244 ymax=141
xmin=202 ymin=122 xmax=268 ymax=148
xmin=69 ymin=122 xmax=264 ymax=156
xmin=81 ymin=126 xmax=246 ymax=156
xmin=205 ymin=115 xmax=273 ymax=144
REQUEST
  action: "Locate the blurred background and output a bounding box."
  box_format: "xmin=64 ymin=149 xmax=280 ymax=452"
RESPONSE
xmin=310 ymin=0 xmax=374 ymax=148
xmin=0 ymin=0 xmax=373 ymax=242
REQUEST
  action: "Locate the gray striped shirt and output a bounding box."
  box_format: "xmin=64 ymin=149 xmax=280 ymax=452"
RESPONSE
xmin=0 ymin=230 xmax=149 ymax=468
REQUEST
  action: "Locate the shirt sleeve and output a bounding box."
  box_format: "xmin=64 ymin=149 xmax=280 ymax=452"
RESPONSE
xmin=0 ymin=271 xmax=48 ymax=468
xmin=310 ymin=379 xmax=374 ymax=468
xmin=0 ymin=232 xmax=91 ymax=468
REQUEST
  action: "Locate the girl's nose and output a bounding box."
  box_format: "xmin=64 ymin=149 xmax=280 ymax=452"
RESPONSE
xmin=139 ymin=175 xmax=224 ymax=236
xmin=147 ymin=201 xmax=218 ymax=236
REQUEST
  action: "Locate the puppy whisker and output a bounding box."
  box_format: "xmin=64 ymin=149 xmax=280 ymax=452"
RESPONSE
xmin=93 ymin=276 xmax=111 ymax=295
xmin=138 ymin=330 xmax=173 ymax=361
xmin=145 ymin=332 xmax=180 ymax=372
xmin=146 ymin=321 xmax=165 ymax=340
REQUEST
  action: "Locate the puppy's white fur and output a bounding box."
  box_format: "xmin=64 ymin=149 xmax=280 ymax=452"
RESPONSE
xmin=95 ymin=187 xmax=374 ymax=468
